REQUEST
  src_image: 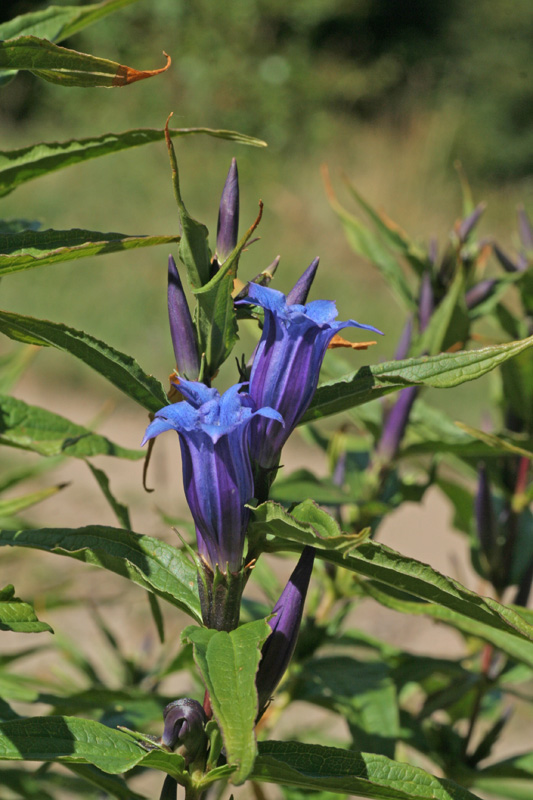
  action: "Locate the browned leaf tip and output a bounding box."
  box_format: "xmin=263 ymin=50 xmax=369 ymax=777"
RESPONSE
xmin=113 ymin=51 xmax=171 ymax=87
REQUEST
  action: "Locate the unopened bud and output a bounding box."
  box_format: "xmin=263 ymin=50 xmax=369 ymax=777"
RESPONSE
xmin=465 ymin=279 xmax=498 ymax=310
xmin=216 ymin=158 xmax=239 ymax=264
xmin=167 ymin=255 xmax=200 ymax=379
xmin=286 ymin=257 xmax=320 ymax=306
xmin=161 ymin=698 xmax=207 ymax=765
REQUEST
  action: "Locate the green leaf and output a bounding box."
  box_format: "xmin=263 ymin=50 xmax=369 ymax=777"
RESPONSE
xmin=0 ymin=311 xmax=168 ymax=413
xmin=193 ymin=208 xmax=263 ymax=377
xmin=304 ymin=335 xmax=533 ymax=422
xmin=0 ymin=128 xmax=265 ymax=199
xmin=0 ymin=716 xmax=186 ymax=778
xmin=0 ymin=585 xmax=52 ymax=633
xmin=0 ymin=527 xmax=201 ymax=622
xmin=0 ymin=229 xmax=180 ymax=275
xmin=183 ymin=619 xmax=271 ymax=785
xmin=252 ymin=740 xmax=481 ymax=799
xmin=270 ymin=469 xmax=350 ymax=505
xmin=415 ymin=269 xmax=468 ymax=356
xmin=256 ymin=502 xmax=533 ymax=667
xmin=500 ymin=347 xmax=533 ymax=434
xmin=87 ymin=463 xmax=131 ymax=529
xmin=469 ymin=751 xmax=533 ymax=800
xmin=295 ymin=657 xmax=399 ymax=757
xmin=0 ymin=394 xmax=143 ymax=459
xmin=0 ymin=36 xmax=171 ymax=88
xmin=454 ymin=423 xmax=533 ymax=460
xmin=0 ymin=0 xmax=140 ymax=43
xmin=326 ymin=183 xmax=415 ymax=309
xmin=0 ymin=485 xmax=66 ymax=517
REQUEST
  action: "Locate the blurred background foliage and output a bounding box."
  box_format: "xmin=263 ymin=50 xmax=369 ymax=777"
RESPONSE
xmin=1 ymin=0 xmax=532 ymax=410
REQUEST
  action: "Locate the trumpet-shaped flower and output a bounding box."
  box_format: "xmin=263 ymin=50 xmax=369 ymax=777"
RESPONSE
xmin=142 ymin=379 xmax=282 ymax=573
xmin=241 ymin=283 xmax=381 ymax=470
xmin=256 ymin=546 xmax=315 ymax=719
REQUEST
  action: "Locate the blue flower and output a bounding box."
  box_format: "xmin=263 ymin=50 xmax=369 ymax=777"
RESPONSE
xmin=242 ymin=283 xmax=381 ymax=471
xmin=256 ymin=546 xmax=315 ymax=719
xmin=142 ymin=378 xmax=282 ymax=574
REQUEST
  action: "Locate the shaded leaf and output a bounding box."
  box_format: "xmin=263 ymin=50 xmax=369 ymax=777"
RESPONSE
xmin=0 ymin=36 xmax=170 ymax=88
xmin=0 ymin=128 xmax=266 ymax=198
xmin=0 ymin=585 xmax=52 ymax=634
xmin=0 ymin=485 xmax=66 ymax=517
xmin=87 ymin=462 xmax=131 ymax=529
xmin=0 ymin=311 xmax=168 ymax=413
xmin=0 ymin=527 xmax=201 ymax=622
xmin=0 ymin=229 xmax=180 ymax=275
xmin=252 ymin=740 xmax=481 ymax=799
xmin=0 ymin=394 xmax=143 ymax=459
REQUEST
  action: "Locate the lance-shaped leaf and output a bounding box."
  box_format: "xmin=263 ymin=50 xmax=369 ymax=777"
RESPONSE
xmin=0 ymin=485 xmax=66 ymax=517
xmin=0 ymin=585 xmax=52 ymax=634
xmin=0 ymin=716 xmax=186 ymax=778
xmin=0 ymin=527 xmax=201 ymax=622
xmin=252 ymin=501 xmax=533 ymax=667
xmin=0 ymin=128 xmax=266 ymax=198
xmin=0 ymin=310 xmax=168 ymax=413
xmin=0 ymin=229 xmax=180 ymax=275
xmin=251 ymin=741 xmax=481 ymax=800
xmin=183 ymin=619 xmax=271 ymax=785
xmin=470 ymin=750 xmax=533 ymax=799
xmin=193 ymin=204 xmax=264 ymax=378
xmin=0 ymin=36 xmax=170 ymax=88
xmin=303 ymin=334 xmax=533 ymax=422
xmin=0 ymin=0 xmax=140 ymax=43
xmin=0 ymin=395 xmax=143 ymax=459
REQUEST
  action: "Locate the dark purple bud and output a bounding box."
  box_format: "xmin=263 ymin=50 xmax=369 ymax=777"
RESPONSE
xmin=418 ymin=272 xmax=434 ymax=333
xmin=457 ymin=202 xmax=486 ymax=242
xmin=518 ymin=205 xmax=533 ymax=251
xmin=161 ymin=698 xmax=207 ymax=765
xmin=514 ymin=554 xmax=533 ymax=608
xmin=167 ymin=255 xmax=200 ymax=379
xmin=493 ymin=243 xmax=526 ymax=273
xmin=286 ymin=257 xmax=320 ymax=306
xmin=216 ymin=158 xmax=239 ymax=263
xmin=256 ymin=547 xmax=315 ymax=719
xmin=465 ymin=279 xmax=498 ymax=310
xmin=395 ymin=316 xmax=413 ymax=361
xmin=375 ymin=386 xmax=418 ymax=461
xmin=159 ymin=776 xmax=177 ymax=800
xmin=475 ymin=464 xmax=497 ymax=561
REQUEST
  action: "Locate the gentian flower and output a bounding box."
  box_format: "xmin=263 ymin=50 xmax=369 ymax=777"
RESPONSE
xmin=241 ymin=283 xmax=381 ymax=472
xmin=256 ymin=546 xmax=315 ymax=720
xmin=142 ymin=378 xmax=282 ymax=575
xmin=167 ymin=255 xmax=200 ymax=379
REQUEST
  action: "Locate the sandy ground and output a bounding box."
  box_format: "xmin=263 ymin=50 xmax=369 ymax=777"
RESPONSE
xmin=2 ymin=374 xmax=533 ymax=799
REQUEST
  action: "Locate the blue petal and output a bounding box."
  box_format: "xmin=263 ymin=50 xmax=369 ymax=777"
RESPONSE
xmin=244 ymin=283 xmax=287 ymax=314
xmin=174 ymin=378 xmax=219 ymax=408
xmin=141 ymin=415 xmax=179 ymax=446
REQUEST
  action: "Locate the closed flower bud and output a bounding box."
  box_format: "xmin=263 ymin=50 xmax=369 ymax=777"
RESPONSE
xmin=286 ymin=257 xmax=320 ymax=306
xmin=161 ymin=698 xmax=207 ymax=765
xmin=216 ymin=158 xmax=239 ymax=264
xmin=167 ymin=255 xmax=200 ymax=379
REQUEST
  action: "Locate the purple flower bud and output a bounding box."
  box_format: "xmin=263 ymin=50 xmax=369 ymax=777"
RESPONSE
xmin=457 ymin=202 xmax=486 ymax=242
xmin=286 ymin=257 xmax=320 ymax=306
xmin=256 ymin=546 xmax=315 ymax=719
xmin=394 ymin=316 xmax=413 ymax=361
xmin=418 ymin=272 xmax=434 ymax=333
xmin=142 ymin=379 xmax=282 ymax=573
xmin=216 ymin=158 xmax=239 ymax=264
xmin=167 ymin=255 xmax=200 ymax=379
xmin=518 ymin=205 xmax=533 ymax=252
xmin=241 ymin=283 xmax=381 ymax=470
xmin=161 ymin=698 xmax=207 ymax=765
xmin=493 ymin=243 xmax=527 ymax=273
xmin=375 ymin=386 xmax=418 ymax=461
xmin=465 ymin=279 xmax=498 ymax=310
xmin=475 ymin=464 xmax=496 ymax=561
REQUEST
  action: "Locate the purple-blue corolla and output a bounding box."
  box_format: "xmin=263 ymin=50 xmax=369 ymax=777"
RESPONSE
xmin=241 ymin=283 xmax=381 ymax=471
xmin=142 ymin=378 xmax=282 ymax=574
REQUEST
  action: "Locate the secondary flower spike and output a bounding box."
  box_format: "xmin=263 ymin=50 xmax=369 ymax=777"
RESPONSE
xmin=167 ymin=255 xmax=200 ymax=379
xmin=256 ymin=546 xmax=315 ymax=719
xmin=142 ymin=379 xmax=282 ymax=574
xmin=241 ymin=282 xmax=381 ymax=472
xmin=215 ymin=158 xmax=239 ymax=265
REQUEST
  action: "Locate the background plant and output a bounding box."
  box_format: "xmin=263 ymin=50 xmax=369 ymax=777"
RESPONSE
xmin=0 ymin=3 xmax=532 ymax=800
